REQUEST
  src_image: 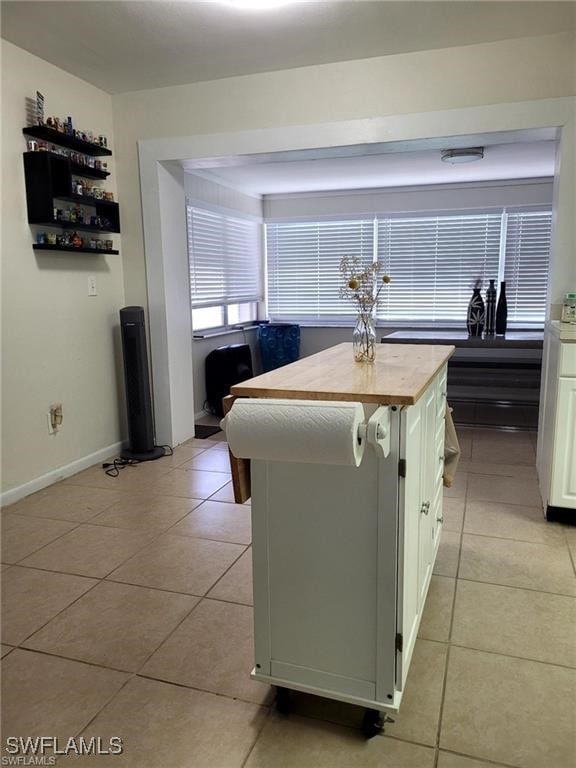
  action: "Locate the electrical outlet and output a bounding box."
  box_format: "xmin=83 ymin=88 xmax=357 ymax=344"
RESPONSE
xmin=88 ymin=276 xmax=97 ymax=296
xmin=49 ymin=404 xmax=63 ymax=432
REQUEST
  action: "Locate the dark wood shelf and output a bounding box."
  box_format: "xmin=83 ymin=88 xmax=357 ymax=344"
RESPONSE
xmin=33 ymin=221 xmax=120 ymax=234
xmin=55 ymin=194 xmax=118 ymax=208
xmin=24 ymin=152 xmax=110 ymax=180
xmin=23 ymin=125 xmax=112 ymax=156
xmin=33 ymin=244 xmax=118 ymax=255
xmin=70 ymin=161 xmax=109 ymax=180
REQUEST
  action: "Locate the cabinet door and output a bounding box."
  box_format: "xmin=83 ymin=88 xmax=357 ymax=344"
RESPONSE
xmin=418 ymin=383 xmax=437 ymax=607
xmin=397 ymin=396 xmax=424 ymax=690
xmin=550 ymin=377 xmax=576 ymax=508
xmin=432 ymin=383 xmax=446 ymax=552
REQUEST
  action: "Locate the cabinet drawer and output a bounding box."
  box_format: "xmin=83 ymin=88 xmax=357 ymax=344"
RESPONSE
xmin=560 ymin=343 xmax=576 ymax=377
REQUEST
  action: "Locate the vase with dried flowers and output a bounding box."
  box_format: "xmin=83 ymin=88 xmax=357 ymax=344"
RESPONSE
xmin=339 ymin=256 xmax=391 ymax=363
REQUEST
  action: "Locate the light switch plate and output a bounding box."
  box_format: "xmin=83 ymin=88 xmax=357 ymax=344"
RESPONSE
xmin=88 ymin=276 xmax=97 ymax=296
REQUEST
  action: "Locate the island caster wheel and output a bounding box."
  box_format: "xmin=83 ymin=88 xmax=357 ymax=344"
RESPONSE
xmin=276 ymin=686 xmax=292 ymax=715
xmin=361 ymin=708 xmax=383 ymax=739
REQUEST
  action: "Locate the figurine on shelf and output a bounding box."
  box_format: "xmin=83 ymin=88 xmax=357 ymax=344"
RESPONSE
xmin=71 ymin=231 xmax=83 ymax=248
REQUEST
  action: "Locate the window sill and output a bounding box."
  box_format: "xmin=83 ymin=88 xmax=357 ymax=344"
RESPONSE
xmin=192 ymin=324 xmax=260 ymax=340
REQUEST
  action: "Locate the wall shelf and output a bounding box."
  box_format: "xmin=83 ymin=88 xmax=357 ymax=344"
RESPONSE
xmin=33 ymin=221 xmax=120 ymax=234
xmin=70 ymin=161 xmax=109 ymax=180
xmin=23 ymin=149 xmax=120 ymax=238
xmin=23 ymin=125 xmax=112 ymax=156
xmin=56 ymin=193 xmax=117 ymax=208
xmin=33 ymin=244 xmax=119 ymax=255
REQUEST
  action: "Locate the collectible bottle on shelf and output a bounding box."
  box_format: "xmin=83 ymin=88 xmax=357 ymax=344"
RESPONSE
xmin=485 ymin=279 xmax=497 ymax=335
xmin=495 ymin=281 xmax=508 ymax=335
xmin=466 ymin=283 xmax=485 ymax=337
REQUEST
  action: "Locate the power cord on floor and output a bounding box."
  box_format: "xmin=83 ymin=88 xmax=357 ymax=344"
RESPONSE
xmin=102 ymin=457 xmax=140 ymax=477
xmin=102 ymin=445 xmax=173 ymax=477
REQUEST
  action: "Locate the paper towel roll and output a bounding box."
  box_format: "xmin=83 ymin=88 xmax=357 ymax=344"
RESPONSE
xmin=223 ymin=399 xmax=366 ymax=466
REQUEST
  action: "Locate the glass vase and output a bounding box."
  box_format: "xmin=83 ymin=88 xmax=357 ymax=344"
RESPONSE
xmin=353 ymin=313 xmax=376 ymax=363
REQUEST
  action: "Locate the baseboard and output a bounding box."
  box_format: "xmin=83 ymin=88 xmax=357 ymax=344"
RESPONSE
xmin=1 ymin=440 xmax=126 ymax=508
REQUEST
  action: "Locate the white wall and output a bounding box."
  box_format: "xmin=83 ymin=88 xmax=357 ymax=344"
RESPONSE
xmin=1 ymin=41 xmax=126 ymax=498
xmin=263 ymin=179 xmax=554 ymax=220
xmin=186 ymin=172 xmax=263 ymax=218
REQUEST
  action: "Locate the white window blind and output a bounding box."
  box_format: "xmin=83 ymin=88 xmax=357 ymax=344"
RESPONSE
xmin=187 ymin=206 xmax=262 ymax=308
xmin=503 ymin=210 xmax=552 ymax=325
xmin=377 ymin=213 xmax=502 ymax=322
xmin=267 ymin=219 xmax=374 ymax=320
xmin=266 ymin=209 xmax=552 ymax=326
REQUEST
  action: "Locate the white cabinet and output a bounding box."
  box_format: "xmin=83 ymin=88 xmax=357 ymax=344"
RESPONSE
xmin=550 ymin=374 xmax=576 ymax=507
xmin=250 ymin=363 xmax=447 ymax=714
xmin=538 ymin=324 xmax=576 ymax=515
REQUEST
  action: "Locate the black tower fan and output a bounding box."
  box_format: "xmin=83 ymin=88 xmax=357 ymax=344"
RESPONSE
xmin=205 ymin=344 xmax=253 ymax=417
xmin=119 ymin=307 xmax=165 ymax=461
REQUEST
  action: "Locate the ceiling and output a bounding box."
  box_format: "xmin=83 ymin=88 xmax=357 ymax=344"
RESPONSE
xmin=2 ymin=1 xmax=575 ymax=94
xmin=187 ymin=140 xmax=556 ymax=196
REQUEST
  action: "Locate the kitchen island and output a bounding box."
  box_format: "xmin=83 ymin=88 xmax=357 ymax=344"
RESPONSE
xmin=226 ymin=342 xmax=454 ymax=734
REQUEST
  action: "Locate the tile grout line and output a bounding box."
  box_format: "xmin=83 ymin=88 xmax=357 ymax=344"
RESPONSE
xmin=563 ymin=528 xmax=576 ymax=577
xmin=439 ymin=746 xmax=520 ymax=768
xmin=455 ymin=574 xmax=576 ymax=599
xmin=135 ymin=670 xmax=272 ymax=710
xmin=457 ymin=527 xmax=566 ymax=548
xmin=5 ymin=571 xmax=103 ymax=649
xmin=125 ymin=546 xmax=251 ymax=678
xmin=4 ymin=518 xmax=85 ymax=566
xmin=241 ymin=703 xmax=274 ymax=768
xmin=433 ymin=441 xmax=471 ymax=768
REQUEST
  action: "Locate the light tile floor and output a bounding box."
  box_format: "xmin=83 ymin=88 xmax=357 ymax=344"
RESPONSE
xmin=1 ymin=428 xmax=575 ymax=768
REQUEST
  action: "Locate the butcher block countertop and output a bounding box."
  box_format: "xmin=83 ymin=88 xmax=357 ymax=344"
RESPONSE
xmin=231 ymin=342 xmax=454 ymax=405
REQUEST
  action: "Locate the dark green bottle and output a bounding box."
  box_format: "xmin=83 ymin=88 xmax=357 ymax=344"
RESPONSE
xmin=495 ymin=281 xmax=507 ymax=335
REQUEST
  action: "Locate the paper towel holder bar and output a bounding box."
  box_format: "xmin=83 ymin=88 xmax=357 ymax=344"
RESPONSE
xmin=366 ymin=406 xmax=391 ymax=459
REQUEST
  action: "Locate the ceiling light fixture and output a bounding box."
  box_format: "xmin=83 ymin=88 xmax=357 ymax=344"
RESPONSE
xmin=441 ymin=147 xmax=485 ymax=165
xmin=217 ymin=0 xmax=296 ymax=10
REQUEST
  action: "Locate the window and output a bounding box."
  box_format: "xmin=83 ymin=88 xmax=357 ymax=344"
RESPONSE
xmin=266 ymin=219 xmax=374 ymax=321
xmin=266 ymin=209 xmax=552 ymax=327
xmin=377 ymin=213 xmax=502 ymax=323
xmin=187 ymin=205 xmax=262 ymax=331
xmin=503 ymin=210 xmax=552 ymax=325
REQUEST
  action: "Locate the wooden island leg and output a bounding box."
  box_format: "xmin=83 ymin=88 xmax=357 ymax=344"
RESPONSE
xmin=222 ymin=394 xmax=251 ymax=503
